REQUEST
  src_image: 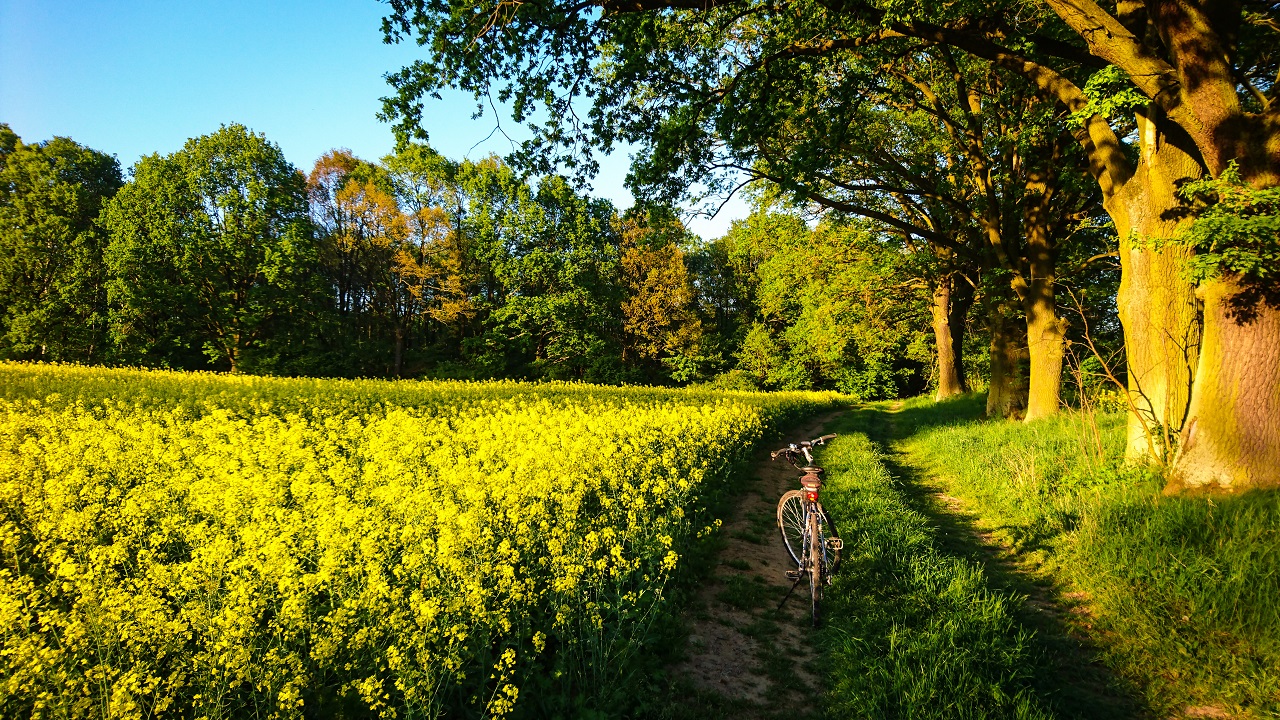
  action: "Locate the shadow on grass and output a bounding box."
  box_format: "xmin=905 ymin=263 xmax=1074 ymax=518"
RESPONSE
xmin=881 ymin=393 xmax=988 ymax=435
xmin=842 ymin=403 xmax=1148 ymax=720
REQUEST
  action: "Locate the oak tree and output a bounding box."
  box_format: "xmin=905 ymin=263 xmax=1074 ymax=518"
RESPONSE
xmin=103 ymin=124 xmax=314 ymax=372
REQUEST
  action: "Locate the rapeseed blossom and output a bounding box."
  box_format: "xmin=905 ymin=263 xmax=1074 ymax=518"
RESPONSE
xmin=0 ymin=363 xmax=840 ymax=718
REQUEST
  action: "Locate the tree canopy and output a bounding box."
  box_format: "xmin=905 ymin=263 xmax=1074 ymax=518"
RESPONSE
xmin=377 ymin=0 xmax=1280 ymax=489
xmin=102 ymin=124 xmax=316 ymax=372
xmin=0 ymin=125 xmax=122 ymax=363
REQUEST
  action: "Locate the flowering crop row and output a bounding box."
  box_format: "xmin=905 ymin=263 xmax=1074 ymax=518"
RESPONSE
xmin=0 ymin=364 xmax=840 ymax=718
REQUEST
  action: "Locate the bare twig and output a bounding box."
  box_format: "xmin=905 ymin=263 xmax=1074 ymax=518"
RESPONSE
xmin=1066 ymin=288 xmax=1169 ymax=467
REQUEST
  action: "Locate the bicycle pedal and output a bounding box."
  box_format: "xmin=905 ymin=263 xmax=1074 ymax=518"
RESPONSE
xmin=785 ymin=570 xmax=803 ymax=581
xmin=826 ymin=537 xmax=844 ymax=551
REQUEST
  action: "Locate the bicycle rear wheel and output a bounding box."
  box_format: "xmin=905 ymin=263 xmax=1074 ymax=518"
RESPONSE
xmin=815 ymin=503 xmax=841 ymax=578
xmin=776 ymin=490 xmax=806 ymax=565
xmin=808 ymin=511 xmax=823 ymax=626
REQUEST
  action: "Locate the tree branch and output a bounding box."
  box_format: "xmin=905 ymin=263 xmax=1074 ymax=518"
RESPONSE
xmin=1039 ymin=0 xmax=1180 ymax=99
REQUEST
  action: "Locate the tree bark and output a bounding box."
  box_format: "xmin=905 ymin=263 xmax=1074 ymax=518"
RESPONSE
xmin=1170 ymin=277 xmax=1280 ymax=491
xmin=1104 ymin=112 xmax=1203 ymax=459
xmin=1020 ymin=287 xmax=1066 ymax=422
xmin=394 ymin=326 xmax=405 ymax=378
xmin=228 ymin=332 xmax=240 ymax=374
xmin=1017 ymin=166 xmax=1067 ymax=422
xmin=986 ymin=301 xmax=1025 ymax=419
xmin=932 ymin=274 xmax=969 ymax=400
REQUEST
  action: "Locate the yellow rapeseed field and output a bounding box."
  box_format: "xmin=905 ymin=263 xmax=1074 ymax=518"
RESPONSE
xmin=0 ymin=363 xmax=840 ymax=719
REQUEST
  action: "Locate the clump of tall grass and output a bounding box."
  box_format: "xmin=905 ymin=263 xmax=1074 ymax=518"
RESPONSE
xmin=898 ymin=396 xmax=1280 ymax=716
xmin=816 ymin=413 xmax=1055 ymax=719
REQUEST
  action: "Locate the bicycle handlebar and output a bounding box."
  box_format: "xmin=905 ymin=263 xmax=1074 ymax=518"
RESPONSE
xmin=770 ymin=433 xmax=837 ymax=460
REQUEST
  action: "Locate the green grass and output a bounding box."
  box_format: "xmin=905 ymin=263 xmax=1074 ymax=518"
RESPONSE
xmin=814 ymin=410 xmax=1057 ymax=719
xmin=716 ymin=573 xmax=772 ymax=611
xmin=894 ymin=395 xmax=1280 ymax=717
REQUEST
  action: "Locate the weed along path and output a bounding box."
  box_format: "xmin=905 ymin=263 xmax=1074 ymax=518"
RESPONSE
xmin=667 ymin=410 xmax=844 ymax=719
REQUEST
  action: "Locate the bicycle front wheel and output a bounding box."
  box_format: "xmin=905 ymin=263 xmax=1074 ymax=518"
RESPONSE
xmin=777 ymin=490 xmax=806 ymax=566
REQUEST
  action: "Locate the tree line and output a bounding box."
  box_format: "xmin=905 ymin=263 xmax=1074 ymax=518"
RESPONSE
xmin=376 ymin=0 xmax=1280 ymax=492
xmin=1 ymin=122 xmax=946 ymax=393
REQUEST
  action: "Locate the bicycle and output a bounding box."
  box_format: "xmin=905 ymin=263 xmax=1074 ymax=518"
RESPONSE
xmin=772 ymin=433 xmax=841 ymax=626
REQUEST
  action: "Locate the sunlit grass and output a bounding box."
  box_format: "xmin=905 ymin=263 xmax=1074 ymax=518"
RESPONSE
xmin=816 ymin=411 xmax=1055 ymax=719
xmin=898 ymin=395 xmax=1280 ymax=717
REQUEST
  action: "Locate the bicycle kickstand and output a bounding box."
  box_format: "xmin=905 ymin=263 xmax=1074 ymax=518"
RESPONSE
xmin=776 ymin=570 xmax=806 ymax=612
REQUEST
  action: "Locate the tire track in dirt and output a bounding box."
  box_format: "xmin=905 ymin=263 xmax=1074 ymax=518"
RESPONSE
xmin=671 ymin=411 xmax=844 ymax=719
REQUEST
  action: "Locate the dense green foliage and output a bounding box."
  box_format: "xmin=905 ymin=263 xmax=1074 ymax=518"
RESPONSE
xmin=0 ymin=125 xmax=123 ymax=363
xmin=897 ymin=397 xmax=1280 ymax=716
xmin=1170 ymin=162 xmax=1280 ymax=315
xmin=0 ymin=125 xmax=937 ymax=397
xmin=102 ymin=124 xmax=317 ymax=372
xmin=708 ymin=212 xmax=931 ymax=396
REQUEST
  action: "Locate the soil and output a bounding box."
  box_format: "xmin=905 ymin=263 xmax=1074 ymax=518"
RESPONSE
xmin=670 ymin=411 xmax=843 ymax=718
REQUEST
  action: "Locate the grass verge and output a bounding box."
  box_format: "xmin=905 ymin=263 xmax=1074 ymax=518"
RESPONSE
xmin=895 ymin=395 xmax=1280 ymax=718
xmin=815 ymin=409 xmax=1057 ymax=719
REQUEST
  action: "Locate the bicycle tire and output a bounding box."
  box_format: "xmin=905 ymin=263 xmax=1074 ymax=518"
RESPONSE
xmin=808 ymin=510 xmax=822 ymax=626
xmin=776 ymin=490 xmax=806 ymax=565
xmin=816 ymin=503 xmax=842 ymax=577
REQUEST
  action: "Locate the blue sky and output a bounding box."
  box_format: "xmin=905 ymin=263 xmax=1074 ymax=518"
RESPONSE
xmin=0 ymin=0 xmax=746 ymax=238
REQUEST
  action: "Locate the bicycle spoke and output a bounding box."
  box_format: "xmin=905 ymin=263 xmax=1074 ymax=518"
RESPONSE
xmin=776 ymin=490 xmax=806 ymax=566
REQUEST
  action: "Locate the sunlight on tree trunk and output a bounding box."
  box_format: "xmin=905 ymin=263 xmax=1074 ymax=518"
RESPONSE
xmin=1022 ymin=291 xmax=1066 ymax=422
xmin=932 ymin=275 xmax=967 ymax=401
xmin=1171 ymin=277 xmax=1280 ymax=492
xmin=1019 ymin=168 xmax=1066 ymax=422
xmin=1105 ymin=114 xmax=1202 ymax=460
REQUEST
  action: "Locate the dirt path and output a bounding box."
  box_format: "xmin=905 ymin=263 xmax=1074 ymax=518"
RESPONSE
xmin=671 ymin=410 xmax=843 ymax=719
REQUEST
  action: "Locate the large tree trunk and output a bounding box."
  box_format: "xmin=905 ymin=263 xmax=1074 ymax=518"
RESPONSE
xmin=1018 ymin=167 xmax=1067 ymax=422
xmin=1021 ymin=286 xmax=1066 ymax=422
xmin=1104 ymin=113 xmax=1203 ymax=459
xmin=986 ymin=301 xmax=1025 ymax=419
xmin=1170 ymin=277 xmax=1280 ymax=491
xmin=932 ymin=274 xmax=970 ymax=400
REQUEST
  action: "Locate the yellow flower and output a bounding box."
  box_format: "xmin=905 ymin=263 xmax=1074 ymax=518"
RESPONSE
xmin=0 ymin=361 xmax=842 ymax=718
